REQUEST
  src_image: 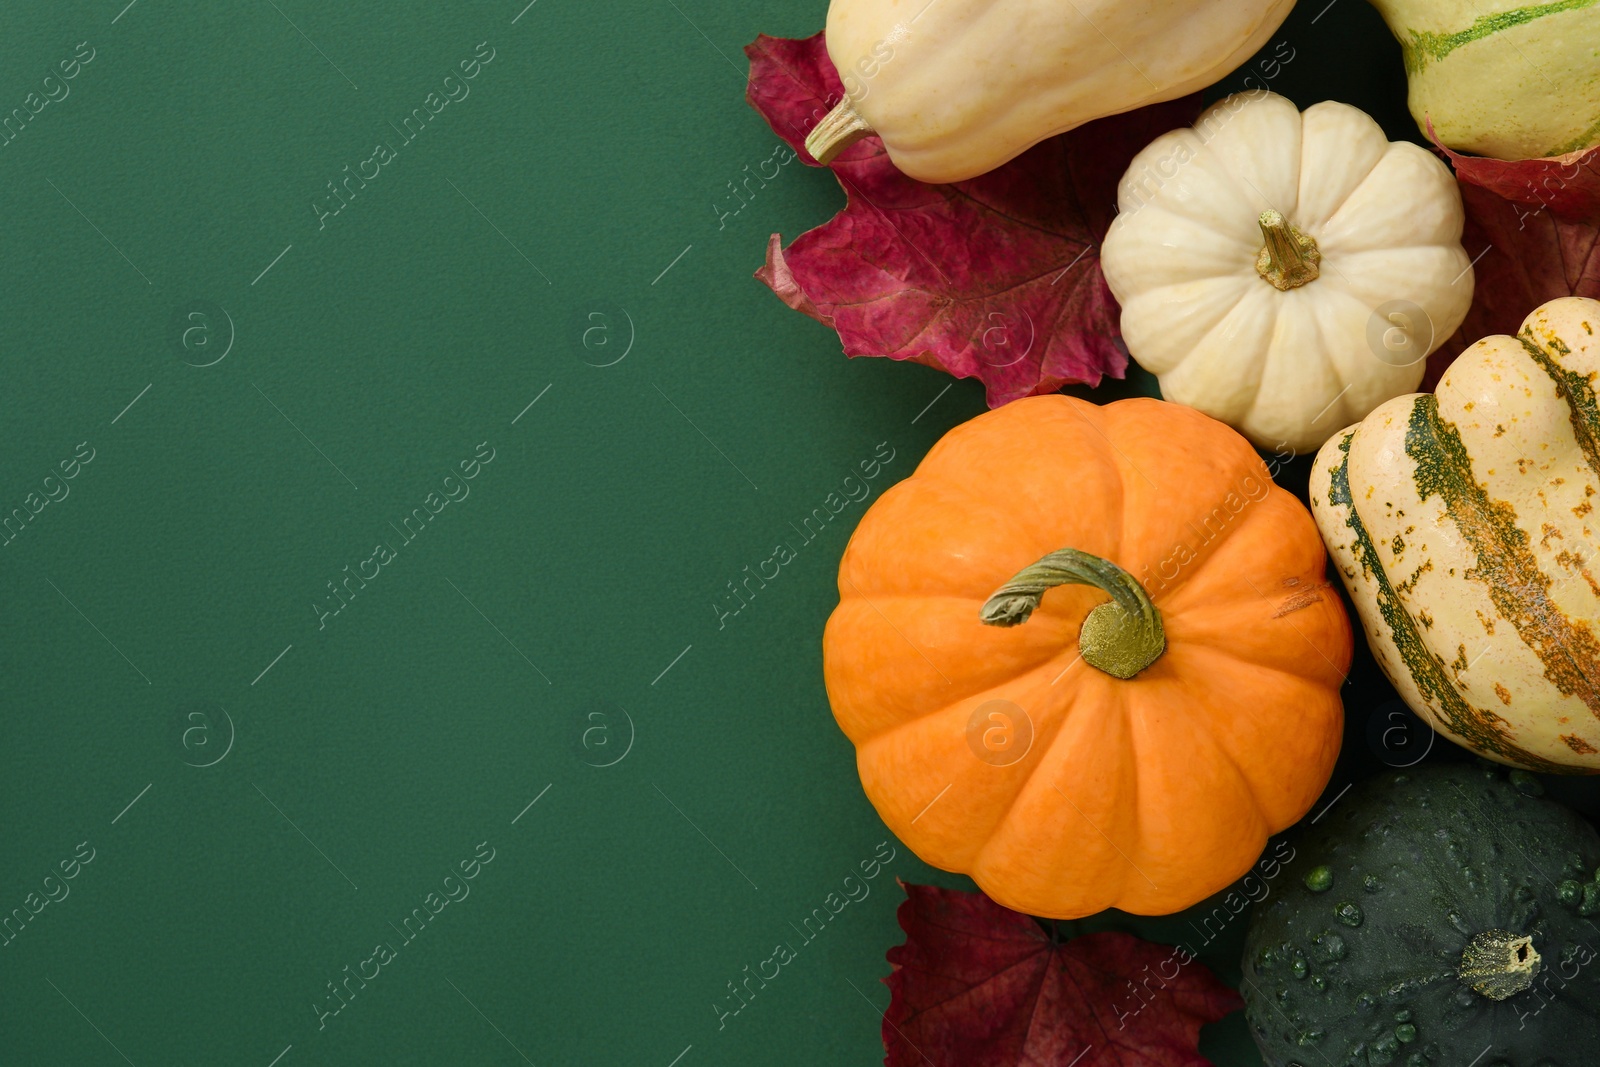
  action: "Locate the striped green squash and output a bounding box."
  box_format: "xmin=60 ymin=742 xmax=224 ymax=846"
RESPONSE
xmin=1368 ymin=0 xmax=1600 ymax=159
xmin=1310 ymin=297 xmax=1600 ymax=773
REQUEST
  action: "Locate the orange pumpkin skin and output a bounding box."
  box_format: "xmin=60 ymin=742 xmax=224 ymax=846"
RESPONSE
xmin=823 ymin=395 xmax=1351 ymax=918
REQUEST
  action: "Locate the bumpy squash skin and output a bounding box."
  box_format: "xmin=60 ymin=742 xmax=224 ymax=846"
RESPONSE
xmin=1242 ymin=763 xmax=1600 ymax=1067
xmin=823 ymin=0 xmax=1295 ymax=183
xmin=1310 ymin=298 xmax=1600 ymax=774
xmin=823 ymin=395 xmax=1351 ymax=919
xmin=1367 ymin=0 xmax=1600 ymax=159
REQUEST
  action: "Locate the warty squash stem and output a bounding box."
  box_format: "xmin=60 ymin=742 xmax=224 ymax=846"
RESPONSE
xmin=980 ymin=548 xmax=1165 ymax=680
xmin=1255 ymin=209 xmax=1322 ymax=291
xmin=1457 ymin=930 xmax=1542 ymax=1000
xmin=806 ymin=100 xmax=874 ymax=165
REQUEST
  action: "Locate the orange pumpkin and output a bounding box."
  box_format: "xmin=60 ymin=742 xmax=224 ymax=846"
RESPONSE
xmin=823 ymin=395 xmax=1351 ymax=918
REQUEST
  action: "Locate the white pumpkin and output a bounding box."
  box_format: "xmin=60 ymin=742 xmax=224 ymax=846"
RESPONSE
xmin=1310 ymin=297 xmax=1600 ymax=773
xmin=1101 ymin=91 xmax=1475 ymax=454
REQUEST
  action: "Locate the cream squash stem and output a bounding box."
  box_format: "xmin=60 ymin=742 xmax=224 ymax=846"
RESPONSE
xmin=1254 ymin=209 xmax=1321 ymax=291
xmin=806 ymin=100 xmax=873 ymax=164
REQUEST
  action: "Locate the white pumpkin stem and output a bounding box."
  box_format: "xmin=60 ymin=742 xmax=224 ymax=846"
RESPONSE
xmin=806 ymin=100 xmax=874 ymax=165
xmin=1255 ymin=210 xmax=1322 ymax=291
xmin=980 ymin=548 xmax=1165 ymax=680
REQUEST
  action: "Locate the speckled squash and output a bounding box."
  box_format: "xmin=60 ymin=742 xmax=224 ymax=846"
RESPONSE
xmin=1242 ymin=763 xmax=1600 ymax=1066
xmin=1368 ymin=0 xmax=1600 ymax=159
xmin=1310 ymin=297 xmax=1600 ymax=773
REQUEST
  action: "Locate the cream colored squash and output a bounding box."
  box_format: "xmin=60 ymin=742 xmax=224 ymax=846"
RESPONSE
xmin=1310 ymin=297 xmax=1600 ymax=774
xmin=1100 ymin=92 xmax=1474 ymax=454
xmin=1369 ymin=0 xmax=1600 ymax=159
xmin=805 ymin=0 xmax=1295 ymax=183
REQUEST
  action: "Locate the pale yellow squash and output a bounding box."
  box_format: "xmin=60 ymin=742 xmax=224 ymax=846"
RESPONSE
xmin=1311 ymin=297 xmax=1600 ymax=774
xmin=806 ymin=0 xmax=1295 ymax=183
xmin=1369 ymin=0 xmax=1600 ymax=159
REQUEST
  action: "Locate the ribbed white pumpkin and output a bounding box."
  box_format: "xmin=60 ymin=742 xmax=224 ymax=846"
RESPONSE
xmin=1101 ymin=91 xmax=1474 ymax=454
xmin=1310 ymin=297 xmax=1600 ymax=774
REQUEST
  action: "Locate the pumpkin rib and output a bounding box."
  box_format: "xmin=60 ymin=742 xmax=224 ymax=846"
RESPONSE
xmin=1158 ymin=288 xmax=1282 ymax=426
xmin=1106 ymin=446 xmax=1308 ymax=613
xmin=1243 ymin=290 xmax=1346 ymax=448
xmin=1188 ymin=89 xmax=1304 ymax=222
xmin=849 ymin=651 xmax=1083 ymax=754
xmin=1117 ymin=676 xmax=1275 ymax=911
xmin=837 ymin=477 xmax=1060 ymax=601
xmin=825 ymin=596 xmax=1083 ymax=746
xmin=969 ymin=671 xmax=1144 ymax=916
xmin=1156 ymin=646 xmax=1341 ymax=822
xmin=1100 ymin=203 xmax=1261 ymax=286
xmin=1302 ymin=141 xmax=1396 ymax=237
xmin=1113 ymin=130 xmax=1265 ymax=236
xmin=859 ymin=657 xmax=1097 ymax=873
xmin=1167 ymin=628 xmax=1346 ymax=689
xmin=1095 ymin=398 xmax=1285 ymax=607
xmin=1296 ymin=284 xmax=1420 ymax=430
xmin=910 ymin=398 xmax=1128 ymax=561
xmin=1115 ymin=277 xmax=1259 ymax=375
xmin=1293 ymin=101 xmax=1392 ymax=230
xmin=1319 ymin=144 xmax=1467 ymax=252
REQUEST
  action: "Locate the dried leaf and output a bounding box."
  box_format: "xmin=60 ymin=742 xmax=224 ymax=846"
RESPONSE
xmin=883 ymin=883 xmax=1240 ymax=1067
xmin=745 ymin=32 xmax=1200 ymax=406
xmin=1422 ymin=182 xmax=1600 ymax=390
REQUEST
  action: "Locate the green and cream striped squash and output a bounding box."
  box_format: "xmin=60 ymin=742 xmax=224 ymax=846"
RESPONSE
xmin=1368 ymin=0 xmax=1600 ymax=159
xmin=1311 ymin=297 xmax=1600 ymax=773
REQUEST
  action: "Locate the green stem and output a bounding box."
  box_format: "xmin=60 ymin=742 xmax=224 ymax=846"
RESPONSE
xmin=1255 ymin=209 xmax=1321 ymax=291
xmin=980 ymin=548 xmax=1165 ymax=680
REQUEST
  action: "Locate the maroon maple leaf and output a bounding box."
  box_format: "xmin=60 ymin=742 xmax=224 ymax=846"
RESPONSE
xmin=744 ymin=32 xmax=1201 ymax=407
xmin=883 ymin=883 xmax=1240 ymax=1067
xmin=1422 ymin=181 xmax=1600 ymax=390
xmin=1429 ymin=119 xmax=1600 ymax=225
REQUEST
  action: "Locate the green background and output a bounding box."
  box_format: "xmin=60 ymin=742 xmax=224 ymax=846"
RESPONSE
xmin=2 ymin=2 xmax=1592 ymax=1065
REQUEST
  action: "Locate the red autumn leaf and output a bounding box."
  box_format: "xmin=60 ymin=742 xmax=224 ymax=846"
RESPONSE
xmin=883 ymin=883 xmax=1240 ymax=1067
xmin=1421 ymin=181 xmax=1600 ymax=390
xmin=1428 ymin=118 xmax=1600 ymax=225
xmin=744 ymin=32 xmax=1202 ymax=407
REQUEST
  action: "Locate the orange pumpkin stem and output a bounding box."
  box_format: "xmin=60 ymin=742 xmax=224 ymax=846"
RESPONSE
xmin=980 ymin=548 xmax=1165 ymax=680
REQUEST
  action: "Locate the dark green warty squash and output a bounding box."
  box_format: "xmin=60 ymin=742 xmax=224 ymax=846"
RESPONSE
xmin=1242 ymin=763 xmax=1600 ymax=1066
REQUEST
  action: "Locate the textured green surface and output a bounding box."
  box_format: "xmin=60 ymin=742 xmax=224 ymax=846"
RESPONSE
xmin=1242 ymin=765 xmax=1600 ymax=1066
xmin=2 ymin=2 xmax=1582 ymax=1066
